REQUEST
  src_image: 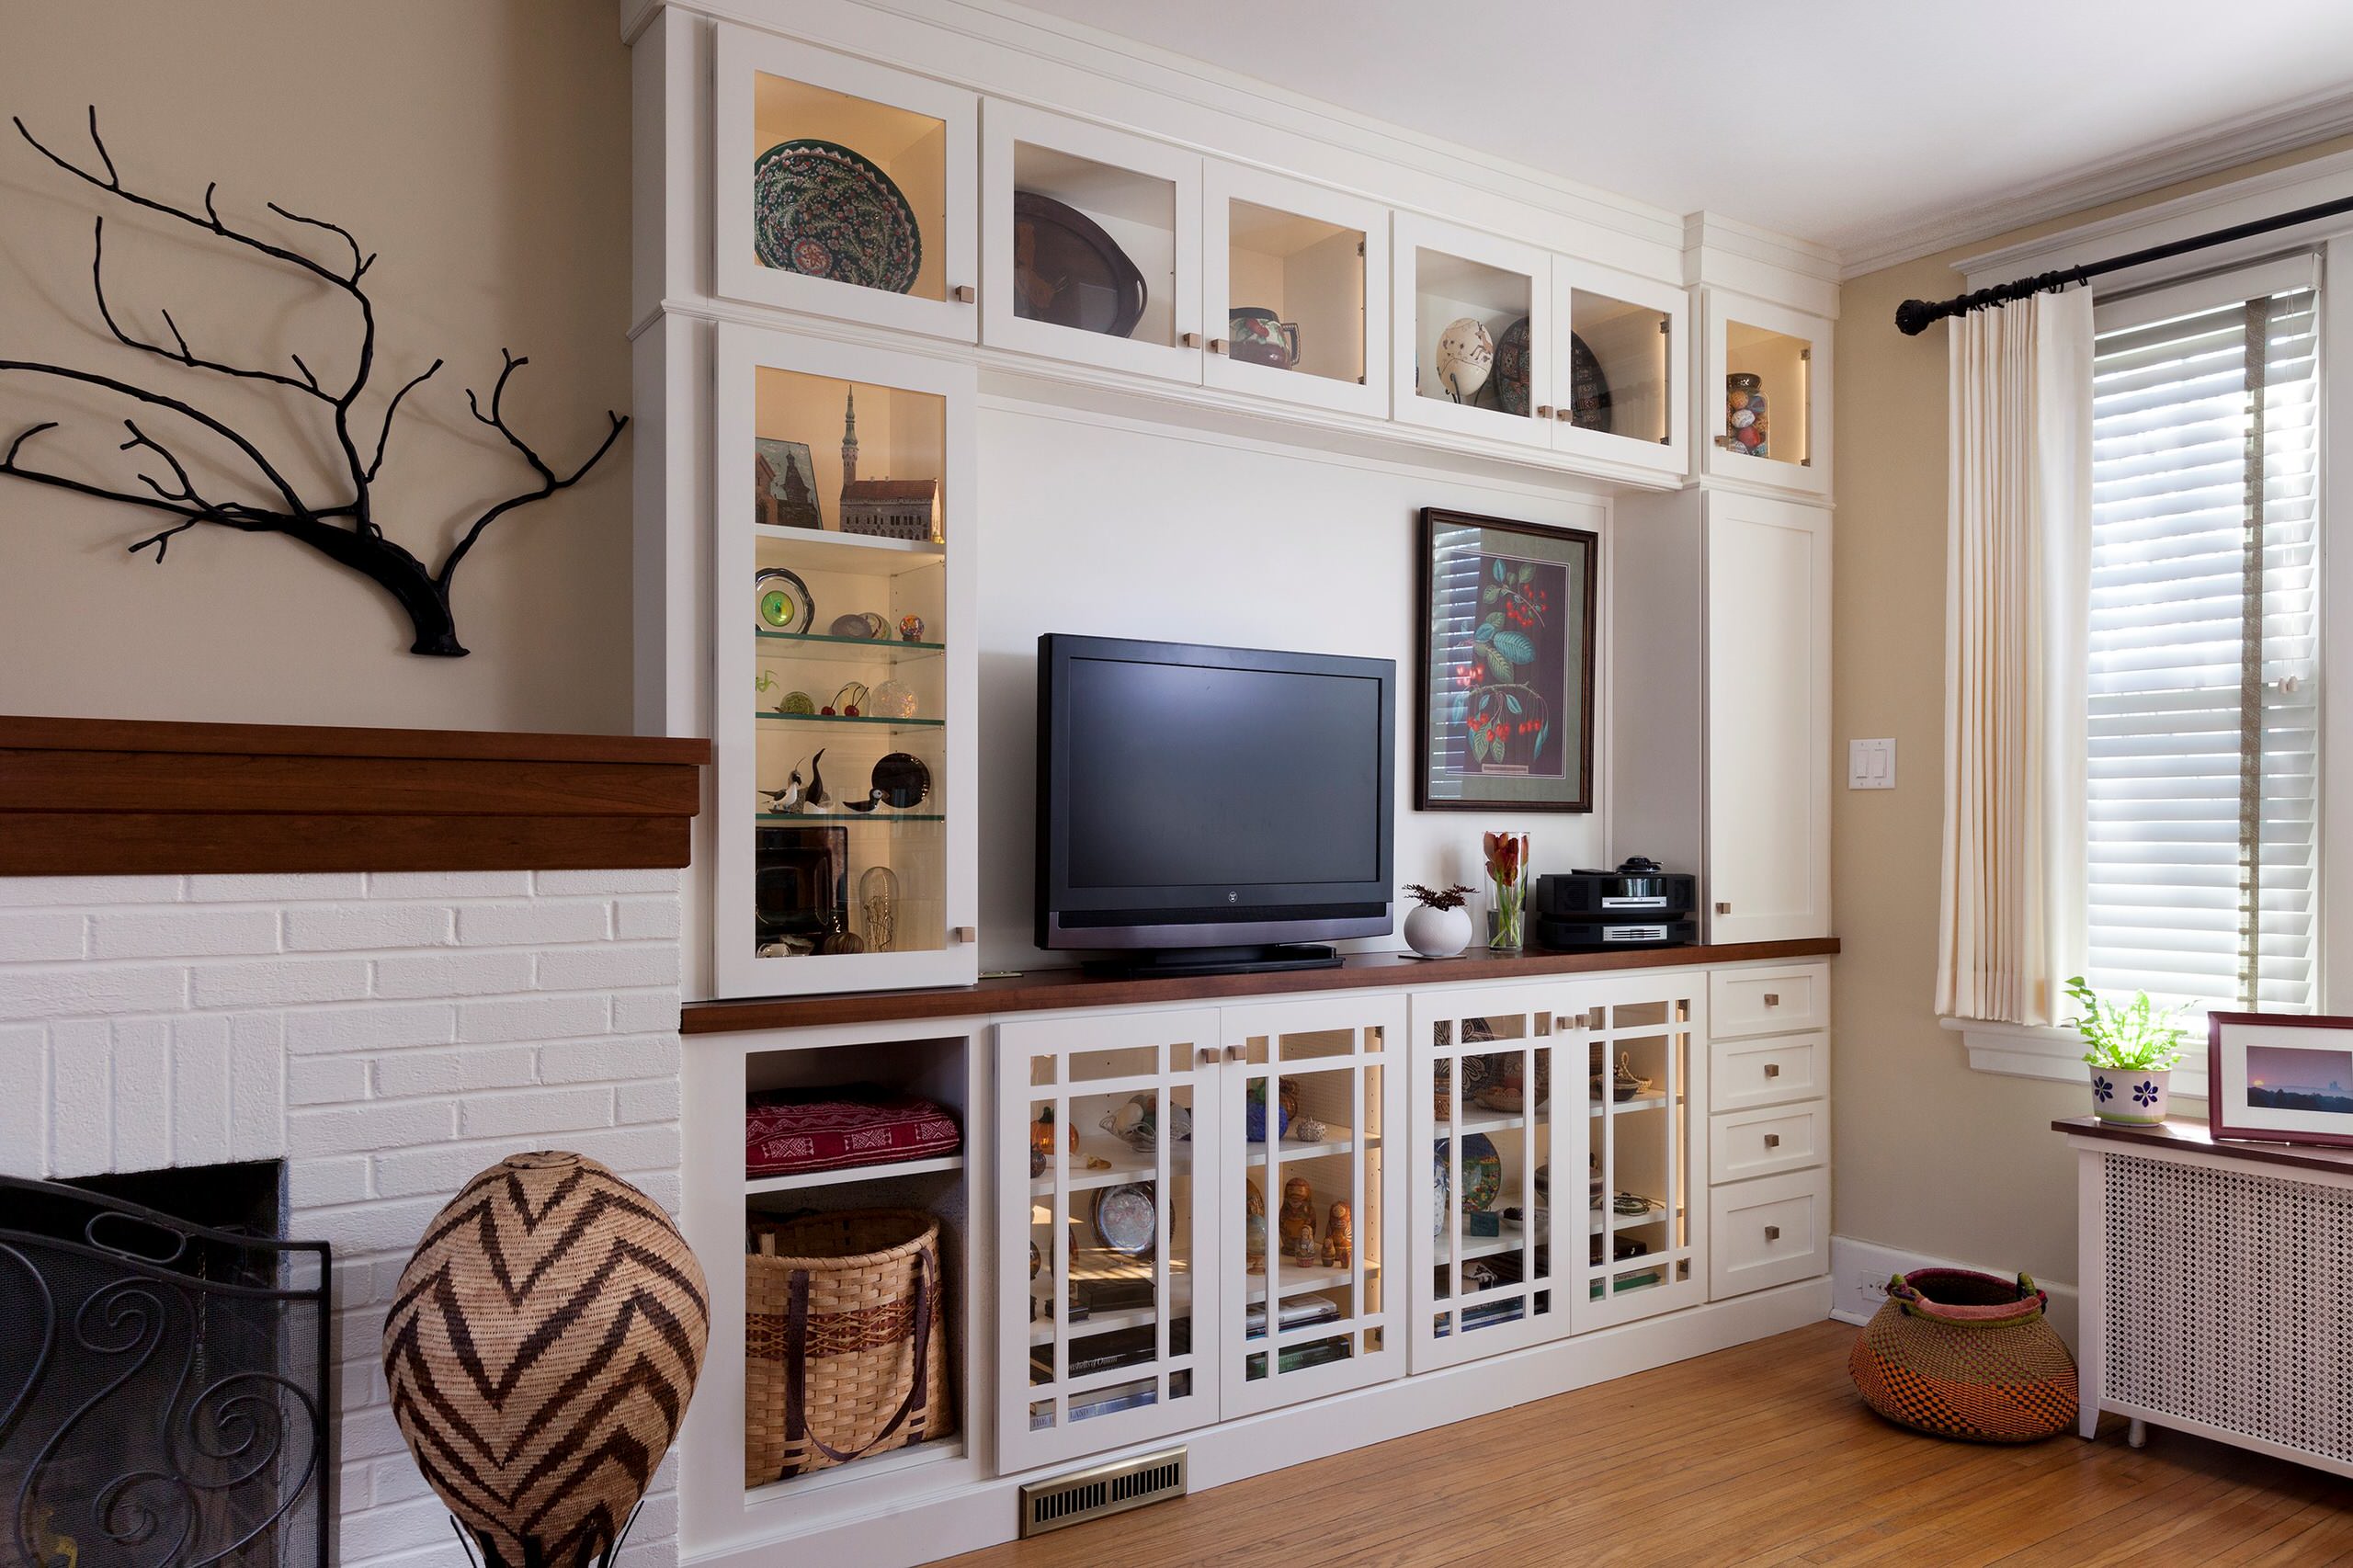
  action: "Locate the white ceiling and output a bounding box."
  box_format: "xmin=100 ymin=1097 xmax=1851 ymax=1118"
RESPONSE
xmin=1016 ymin=0 xmax=2353 ymax=269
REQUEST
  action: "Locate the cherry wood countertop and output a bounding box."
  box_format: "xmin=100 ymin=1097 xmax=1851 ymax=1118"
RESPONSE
xmin=684 ymin=936 xmax=1840 ymax=1034
xmin=2053 ymin=1115 xmax=2353 ymax=1177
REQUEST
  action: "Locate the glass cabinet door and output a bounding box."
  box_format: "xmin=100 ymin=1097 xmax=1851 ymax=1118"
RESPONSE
xmin=1551 ymin=258 xmax=1688 ymax=475
xmin=1702 ymin=290 xmax=1832 ymax=497
xmin=1406 ymin=986 xmax=1571 ymax=1371
xmin=713 ymin=325 xmax=977 ymax=998
xmin=1391 ymin=213 xmax=1553 ymax=449
xmin=998 ymin=1011 xmax=1222 ymax=1472
xmin=1201 ymin=163 xmax=1388 ymax=419
xmin=713 ymin=23 xmax=978 ymax=341
xmin=982 ymin=101 xmax=1202 ymax=382
xmin=1568 ymin=973 xmax=1709 ymax=1330
xmin=1216 ymin=996 xmax=1406 ymax=1418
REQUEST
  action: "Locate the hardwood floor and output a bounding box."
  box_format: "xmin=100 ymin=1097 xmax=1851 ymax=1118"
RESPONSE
xmin=939 ymin=1321 xmax=2353 ymax=1567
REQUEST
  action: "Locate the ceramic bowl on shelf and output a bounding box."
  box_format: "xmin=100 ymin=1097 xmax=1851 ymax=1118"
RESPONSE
xmin=1228 ymin=307 xmax=1300 ymax=369
xmin=752 ymin=138 xmax=922 ymax=292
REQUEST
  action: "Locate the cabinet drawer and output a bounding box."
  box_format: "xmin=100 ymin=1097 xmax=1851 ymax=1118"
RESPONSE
xmin=1708 ymin=1168 xmax=1828 ymax=1300
xmin=1710 ymin=1102 xmax=1824 ymax=1185
xmin=1711 ymin=1031 xmax=1826 ymax=1111
xmin=1709 ymin=964 xmax=1828 ymax=1039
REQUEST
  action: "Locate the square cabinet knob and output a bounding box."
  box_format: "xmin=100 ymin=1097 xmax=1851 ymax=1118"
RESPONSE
xmin=1763 ymin=1062 xmax=1781 ymax=1078
xmin=1764 ymin=1132 xmax=1781 ymax=1149
xmin=1765 ymin=1224 xmax=1782 ymax=1243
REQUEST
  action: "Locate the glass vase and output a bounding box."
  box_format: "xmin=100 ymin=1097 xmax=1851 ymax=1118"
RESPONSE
xmin=1484 ymin=831 xmax=1529 ymax=952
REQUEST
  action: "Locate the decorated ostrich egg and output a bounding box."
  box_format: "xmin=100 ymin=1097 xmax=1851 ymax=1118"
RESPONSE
xmin=1435 ymin=316 xmax=1495 ymax=402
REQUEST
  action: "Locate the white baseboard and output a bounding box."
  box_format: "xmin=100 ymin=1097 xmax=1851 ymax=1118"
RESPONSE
xmin=1829 ymin=1235 xmax=2079 ymax=1351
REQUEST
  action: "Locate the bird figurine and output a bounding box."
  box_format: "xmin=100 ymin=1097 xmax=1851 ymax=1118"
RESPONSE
xmin=760 ymin=762 xmax=806 ymax=814
xmin=803 ymin=747 xmax=830 ymax=811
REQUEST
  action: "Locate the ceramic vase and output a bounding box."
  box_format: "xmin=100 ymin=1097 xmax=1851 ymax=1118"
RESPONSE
xmin=2089 ymin=1064 xmax=2171 ymax=1125
xmin=1404 ymin=903 xmax=1473 ymax=958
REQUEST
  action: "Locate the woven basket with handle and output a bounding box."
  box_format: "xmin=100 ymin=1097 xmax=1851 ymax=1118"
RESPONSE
xmin=745 ymin=1208 xmax=953 ymax=1484
xmin=1848 ymin=1267 xmax=2076 ymax=1443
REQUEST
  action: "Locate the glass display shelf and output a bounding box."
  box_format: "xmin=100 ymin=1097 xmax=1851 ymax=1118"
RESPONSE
xmin=755 ymin=711 xmax=946 ymax=729
xmin=754 ymin=812 xmax=947 ymax=824
xmin=756 ymin=629 xmax=946 ymax=657
xmin=755 ymin=524 xmax=947 ymax=576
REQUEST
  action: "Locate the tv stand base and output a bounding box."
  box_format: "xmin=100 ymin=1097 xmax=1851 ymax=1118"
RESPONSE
xmin=1083 ymin=943 xmax=1341 ymax=980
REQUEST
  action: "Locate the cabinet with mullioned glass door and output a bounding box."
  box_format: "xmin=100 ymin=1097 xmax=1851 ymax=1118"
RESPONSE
xmin=713 ymin=324 xmax=977 ymax=997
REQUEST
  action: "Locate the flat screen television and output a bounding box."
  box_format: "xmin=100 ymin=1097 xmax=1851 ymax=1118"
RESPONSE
xmin=1035 ymin=633 xmax=1394 ymax=976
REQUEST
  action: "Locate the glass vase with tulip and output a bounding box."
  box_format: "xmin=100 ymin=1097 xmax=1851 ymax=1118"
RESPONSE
xmin=1483 ymin=831 xmax=1529 ymax=952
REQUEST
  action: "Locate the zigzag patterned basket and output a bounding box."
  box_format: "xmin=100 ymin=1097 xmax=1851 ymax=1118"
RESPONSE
xmin=746 ymin=1208 xmax=954 ymax=1484
xmin=1848 ymin=1267 xmax=2076 ymax=1443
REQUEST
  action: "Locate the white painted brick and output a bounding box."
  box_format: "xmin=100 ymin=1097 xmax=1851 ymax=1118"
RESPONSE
xmin=458 ymin=1085 xmax=612 ymax=1141
xmin=373 ymin=1140 xmax=507 ymax=1200
xmin=338 ymin=1460 xmax=377 ymax=1515
xmin=285 ymin=903 xmax=451 ymax=952
xmin=110 ymin=1017 xmax=172 ymax=1172
xmin=456 ymin=900 xmax=608 ymax=948
xmin=345 ymin=1540 xmax=464 ymax=1568
xmin=369 ymin=1050 xmax=463 ymax=1100
xmin=564 ymin=1122 xmax=682 ymax=1176
xmin=0 ymin=909 xmax=85 ymax=961
xmin=538 ymin=944 xmax=678 ymax=991
xmin=91 ymin=907 xmax=279 ymax=960
xmin=229 ymin=1013 xmax=285 ymax=1164
xmin=457 ymin=993 xmax=608 ymax=1045
xmin=305 ymin=1195 xmax=447 ymax=1256
xmin=540 ymin=1034 xmax=679 ymax=1086
xmin=615 ymin=1077 xmax=683 ymax=1126
xmin=188 ymin=872 xmax=365 ymax=903
xmin=286 ymin=1002 xmax=456 ymax=1055
xmin=611 ymin=989 xmax=682 ymax=1035
xmin=614 ymin=897 xmax=682 ymax=940
xmin=0 ymin=874 xmax=180 ymax=907
xmin=367 ymin=1457 xmax=433 ymax=1508
xmin=287 ymin=1097 xmax=454 ymax=1157
xmin=366 ymin=870 xmax=531 ymax=900
xmin=628 ymin=1491 xmax=680 ymax=1546
xmin=0 ymin=963 xmax=185 ymax=1020
xmin=290 ymin=1153 xmax=371 ymax=1209
xmin=193 ymin=957 xmax=370 ymax=1009
xmin=372 ymin=950 xmax=534 ymax=1000
xmin=339 ymin=1495 xmax=453 ymax=1560
xmin=0 ymin=1025 xmax=45 ymax=1177
xmin=290 ymin=1054 xmax=372 ymax=1106
xmin=631 ymin=1170 xmax=683 ymax=1213
xmin=166 ymin=1015 xmax=233 ymax=1168
xmin=534 ymin=868 xmax=679 ymax=895
xmin=458 ymin=1046 xmax=539 ymax=1091
xmin=48 ymin=1019 xmax=110 ymax=1175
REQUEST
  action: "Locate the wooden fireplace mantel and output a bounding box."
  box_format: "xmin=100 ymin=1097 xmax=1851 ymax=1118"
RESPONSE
xmin=0 ymin=715 xmax=711 ymax=876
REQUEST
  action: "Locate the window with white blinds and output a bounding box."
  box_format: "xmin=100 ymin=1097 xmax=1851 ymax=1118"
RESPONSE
xmin=2086 ymin=258 xmax=2321 ymax=1016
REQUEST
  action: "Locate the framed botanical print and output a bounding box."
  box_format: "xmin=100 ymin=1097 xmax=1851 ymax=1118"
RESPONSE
xmin=1415 ymin=507 xmax=1597 ymax=812
xmin=2210 ymin=1012 xmax=2353 ymax=1148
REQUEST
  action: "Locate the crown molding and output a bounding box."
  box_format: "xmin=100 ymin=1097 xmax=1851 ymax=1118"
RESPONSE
xmin=1836 ymin=82 xmax=2353 ymax=281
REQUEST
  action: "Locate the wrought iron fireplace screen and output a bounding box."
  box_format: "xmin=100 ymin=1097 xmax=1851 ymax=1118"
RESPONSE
xmin=0 ymin=1176 xmax=332 ymax=1568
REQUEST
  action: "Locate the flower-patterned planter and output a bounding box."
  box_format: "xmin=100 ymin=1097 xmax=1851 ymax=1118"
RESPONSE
xmin=2089 ymin=1065 xmax=2171 ymax=1125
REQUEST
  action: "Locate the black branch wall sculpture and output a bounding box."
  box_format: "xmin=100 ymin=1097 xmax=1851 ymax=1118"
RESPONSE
xmin=0 ymin=109 xmax=627 ymax=656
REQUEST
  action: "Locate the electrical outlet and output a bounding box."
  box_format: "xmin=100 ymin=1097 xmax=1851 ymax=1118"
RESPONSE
xmin=1859 ymin=1273 xmax=1890 ymax=1302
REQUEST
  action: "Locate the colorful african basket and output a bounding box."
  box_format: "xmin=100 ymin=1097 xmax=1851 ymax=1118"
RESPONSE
xmin=1848 ymin=1267 xmax=2076 ymax=1443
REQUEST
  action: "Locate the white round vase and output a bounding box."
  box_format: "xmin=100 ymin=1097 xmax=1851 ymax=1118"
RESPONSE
xmin=1404 ymin=903 xmax=1474 ymax=959
xmin=2089 ymin=1064 xmax=2171 ymax=1125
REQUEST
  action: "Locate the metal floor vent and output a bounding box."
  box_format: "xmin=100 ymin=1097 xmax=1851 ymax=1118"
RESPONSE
xmin=1018 ymin=1446 xmax=1188 ymax=1537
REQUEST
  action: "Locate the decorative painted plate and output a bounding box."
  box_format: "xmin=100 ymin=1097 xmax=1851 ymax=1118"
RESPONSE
xmin=870 ymin=752 xmax=932 ymax=809
xmin=1493 ymin=316 xmax=1532 ymax=416
xmin=753 ymin=567 xmax=813 ymax=635
xmin=1092 ymin=1183 xmax=1157 ymax=1257
xmin=1438 ymin=1134 xmax=1504 ymax=1213
xmin=753 ymin=139 xmax=923 ymax=293
xmin=1566 ymin=332 xmax=1614 ymax=433
xmin=1012 ymin=191 xmax=1147 ymax=337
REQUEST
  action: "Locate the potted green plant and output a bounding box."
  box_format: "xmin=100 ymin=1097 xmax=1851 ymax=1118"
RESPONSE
xmin=2063 ymin=976 xmax=2188 ymax=1125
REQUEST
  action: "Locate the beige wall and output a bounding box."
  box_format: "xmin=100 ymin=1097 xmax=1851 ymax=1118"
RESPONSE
xmin=0 ymin=2 xmax=631 ymax=733
xmin=1833 ymin=136 xmax=2353 ymax=1283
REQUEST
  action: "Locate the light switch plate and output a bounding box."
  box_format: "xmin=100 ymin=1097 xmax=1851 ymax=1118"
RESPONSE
xmin=1848 ymin=738 xmax=1895 ymax=790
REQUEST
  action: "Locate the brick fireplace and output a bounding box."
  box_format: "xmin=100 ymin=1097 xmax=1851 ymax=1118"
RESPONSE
xmin=0 ymin=717 xmax=709 ymax=1568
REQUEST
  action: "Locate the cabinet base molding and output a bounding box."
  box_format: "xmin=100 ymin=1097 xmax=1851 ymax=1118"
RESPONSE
xmin=681 ymin=1278 xmax=1831 ymax=1568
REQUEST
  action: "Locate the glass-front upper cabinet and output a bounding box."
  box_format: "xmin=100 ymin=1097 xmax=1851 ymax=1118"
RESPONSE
xmin=1702 ymin=290 xmax=1832 ymax=498
xmin=712 ymin=325 xmax=977 ymax=998
xmin=1200 ymin=164 xmax=1388 ymax=419
xmin=1215 ymin=996 xmax=1406 ymax=1418
xmin=1551 ymin=258 xmax=1688 ymax=476
xmin=1391 ymin=213 xmax=1554 ymax=450
xmin=1568 ymin=973 xmax=1709 ymax=1331
xmin=982 ymin=102 xmax=1202 ymax=382
xmin=1407 ymin=986 xmax=1572 ymax=1372
xmin=1000 ymin=1010 xmax=1223 ymax=1473
xmin=713 ymin=23 xmax=979 ymax=342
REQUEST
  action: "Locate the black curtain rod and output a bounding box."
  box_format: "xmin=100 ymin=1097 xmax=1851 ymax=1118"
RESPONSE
xmin=1893 ymin=190 xmax=2353 ymax=335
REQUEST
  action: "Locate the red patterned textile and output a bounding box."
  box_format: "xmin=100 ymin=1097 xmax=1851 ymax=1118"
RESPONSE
xmin=745 ymin=1086 xmax=961 ymax=1176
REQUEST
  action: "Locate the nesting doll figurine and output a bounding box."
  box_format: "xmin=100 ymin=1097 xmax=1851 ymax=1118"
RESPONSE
xmin=1322 ymin=1200 xmax=1353 ymax=1269
xmin=1279 ymin=1175 xmax=1320 ymax=1263
xmin=1245 ymin=1177 xmax=1267 ymax=1273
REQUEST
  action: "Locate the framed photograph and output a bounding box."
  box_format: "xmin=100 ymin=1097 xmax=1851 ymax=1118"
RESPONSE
xmin=2209 ymin=1011 xmax=2353 ymax=1148
xmin=1415 ymin=507 xmax=1597 ymax=812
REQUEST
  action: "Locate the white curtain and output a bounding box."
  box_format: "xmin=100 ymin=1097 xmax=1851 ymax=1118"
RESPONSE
xmin=1935 ymin=288 xmax=2093 ymax=1025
